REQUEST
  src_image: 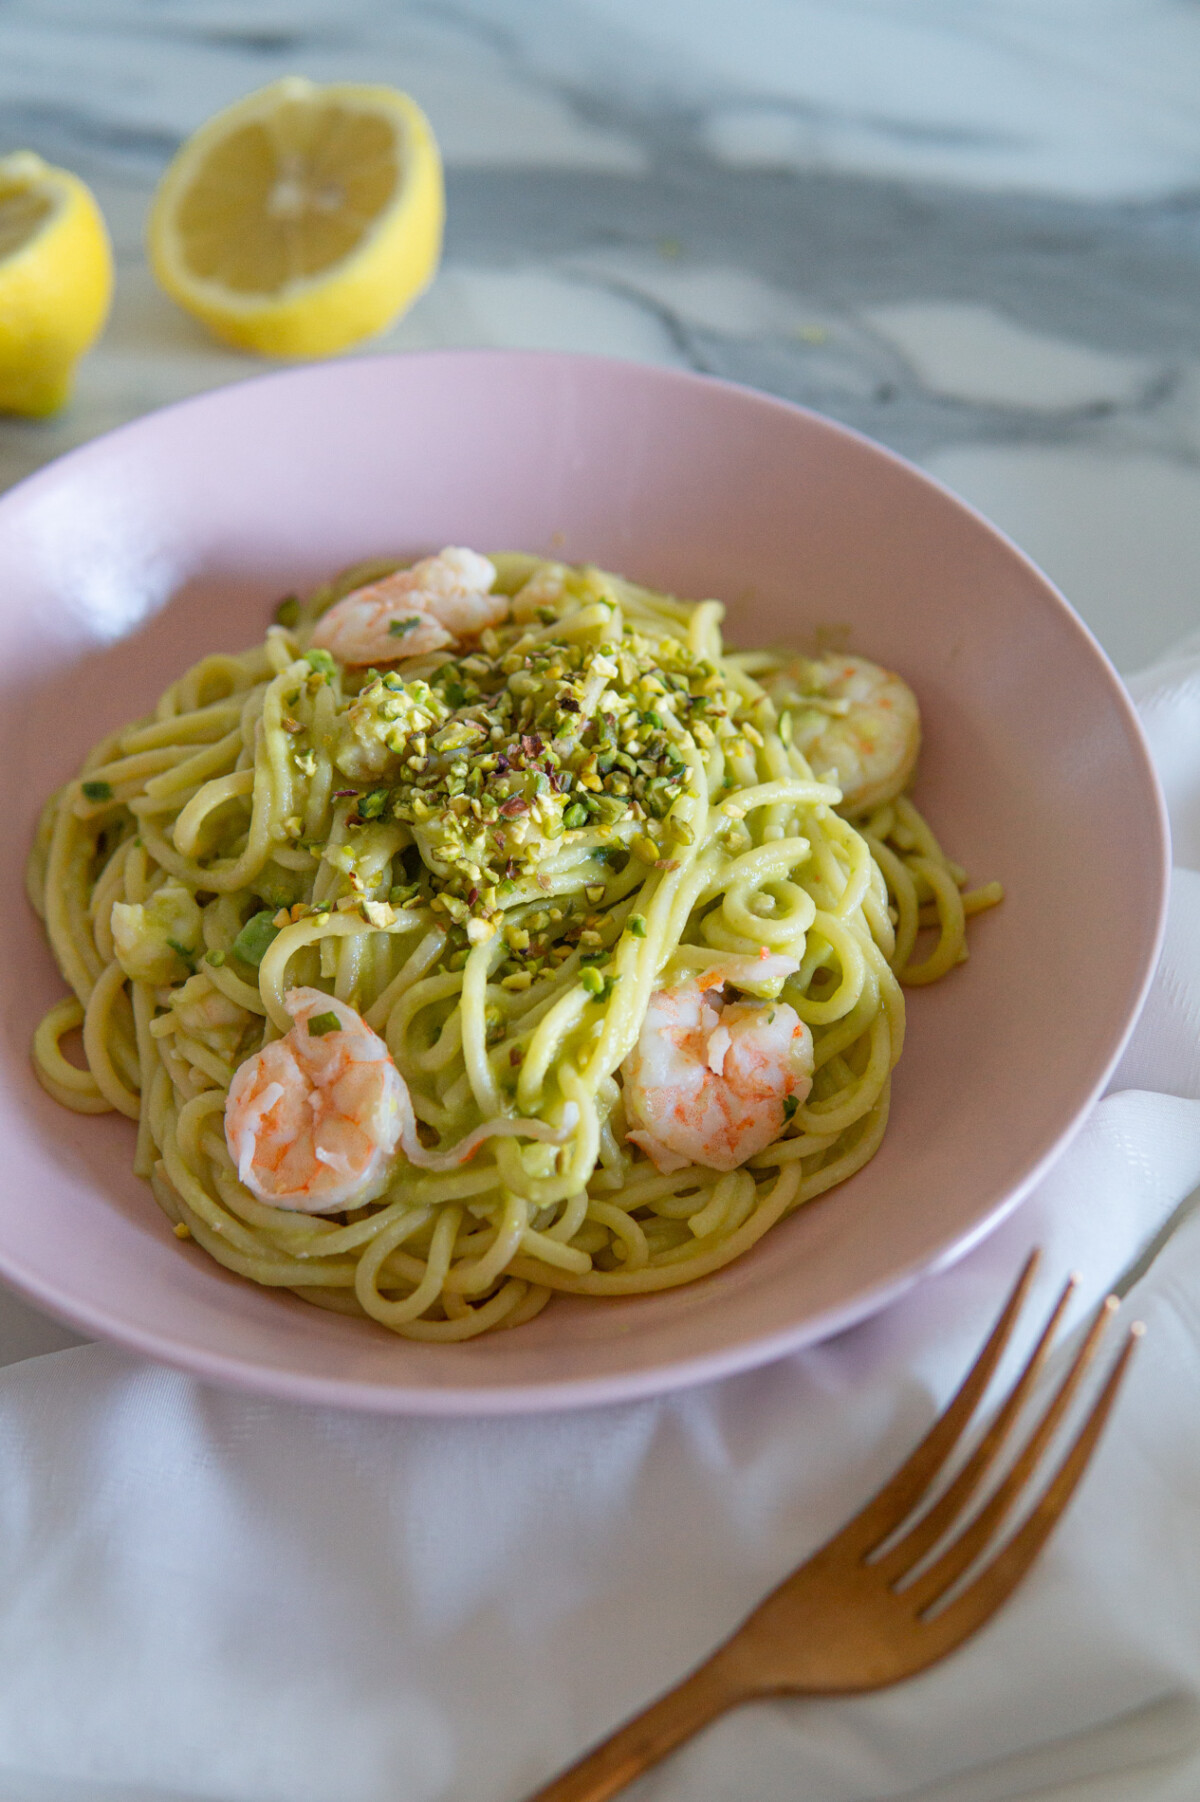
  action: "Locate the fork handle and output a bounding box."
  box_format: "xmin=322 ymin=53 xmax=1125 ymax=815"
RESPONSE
xmin=524 ymin=1653 xmax=743 ymax=1802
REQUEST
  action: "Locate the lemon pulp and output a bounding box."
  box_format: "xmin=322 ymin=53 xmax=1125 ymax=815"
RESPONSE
xmin=148 ymin=78 xmax=444 ymax=357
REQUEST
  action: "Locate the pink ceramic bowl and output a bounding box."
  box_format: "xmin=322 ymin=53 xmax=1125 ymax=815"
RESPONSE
xmin=0 ymin=352 xmax=1168 ymax=1413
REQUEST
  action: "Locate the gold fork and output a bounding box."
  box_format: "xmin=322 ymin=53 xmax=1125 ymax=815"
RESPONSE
xmin=527 ymin=1251 xmax=1141 ymax=1802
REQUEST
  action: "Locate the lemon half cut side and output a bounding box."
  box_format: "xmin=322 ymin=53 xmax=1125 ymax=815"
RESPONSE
xmin=147 ymin=77 xmax=444 ymax=358
xmin=0 ymin=152 xmax=114 ymax=417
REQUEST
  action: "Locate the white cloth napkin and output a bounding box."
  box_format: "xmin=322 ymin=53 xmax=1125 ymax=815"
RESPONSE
xmin=5 ymin=651 xmax=1200 ymax=1802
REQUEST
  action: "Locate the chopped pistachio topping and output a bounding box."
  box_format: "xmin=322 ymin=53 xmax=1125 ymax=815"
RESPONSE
xmin=319 ymin=622 xmax=753 ymax=933
xmin=336 ymin=675 xmax=451 ymax=781
xmin=356 ymin=789 xmax=389 ymax=820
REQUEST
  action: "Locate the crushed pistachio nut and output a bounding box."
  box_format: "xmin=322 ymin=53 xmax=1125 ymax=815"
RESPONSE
xmin=231 ymin=911 xmax=280 ymax=967
xmin=312 ymin=607 xmax=759 ymax=932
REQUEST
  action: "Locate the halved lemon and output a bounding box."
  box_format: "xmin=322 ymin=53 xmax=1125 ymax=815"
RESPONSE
xmin=0 ymin=151 xmax=113 ymax=417
xmin=147 ymin=77 xmax=444 ymax=358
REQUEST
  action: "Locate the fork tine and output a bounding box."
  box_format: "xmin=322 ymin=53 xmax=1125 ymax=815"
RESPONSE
xmin=831 ymin=1249 xmax=1041 ymax=1563
xmin=914 ymin=1324 xmax=1142 ymax=1662
xmin=874 ymin=1272 xmax=1077 ymax=1585
xmin=901 ymin=1293 xmax=1120 ymax=1614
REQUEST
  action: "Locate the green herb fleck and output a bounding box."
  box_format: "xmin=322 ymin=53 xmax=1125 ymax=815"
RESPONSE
xmin=307 ymin=1011 xmax=342 ymax=1038
xmin=231 ymin=910 xmax=280 ymax=968
xmin=205 ymin=949 xmax=227 ymax=968
xmin=388 ymin=615 xmax=423 ymax=638
xmin=782 ymin=1095 xmax=799 ymax=1122
xmin=165 ymin=938 xmax=196 ymax=967
xmin=275 ymin=595 xmax=300 ymax=627
xmin=81 ymin=780 xmax=112 ymax=802
xmin=628 ymin=914 xmax=647 ymax=938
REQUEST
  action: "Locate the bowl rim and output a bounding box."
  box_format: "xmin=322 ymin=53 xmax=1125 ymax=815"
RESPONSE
xmin=0 ymin=348 xmax=1172 ymax=1413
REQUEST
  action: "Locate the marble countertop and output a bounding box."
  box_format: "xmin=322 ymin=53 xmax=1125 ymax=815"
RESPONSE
xmin=4 ymin=0 xmax=1200 ymax=677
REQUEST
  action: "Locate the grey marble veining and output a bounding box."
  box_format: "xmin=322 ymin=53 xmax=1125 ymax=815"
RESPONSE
xmin=2 ymin=0 xmax=1200 ymax=670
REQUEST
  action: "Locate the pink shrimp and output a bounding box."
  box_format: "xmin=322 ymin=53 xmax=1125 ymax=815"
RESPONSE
xmin=768 ymin=652 xmax=920 ymax=814
xmin=224 ymin=987 xmax=404 ymax=1212
xmin=621 ymin=954 xmax=813 ymax=1173
xmin=310 ymin=547 xmax=505 ymax=667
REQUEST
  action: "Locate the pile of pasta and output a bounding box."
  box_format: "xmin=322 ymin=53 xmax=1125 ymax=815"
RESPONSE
xmin=29 ymin=555 xmax=1000 ymax=1341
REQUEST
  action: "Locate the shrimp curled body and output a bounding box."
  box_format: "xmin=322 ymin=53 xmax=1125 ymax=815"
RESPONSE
xmin=311 ymin=547 xmax=505 ymax=667
xmin=622 ymin=956 xmax=814 ymax=1174
xmin=225 ymin=988 xmax=404 ymax=1212
xmin=775 ymin=652 xmax=920 ymax=814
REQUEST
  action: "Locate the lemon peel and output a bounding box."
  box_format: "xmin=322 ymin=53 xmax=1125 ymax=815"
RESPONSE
xmin=0 ymin=151 xmax=113 ymax=417
xmin=147 ymin=76 xmax=444 ymax=358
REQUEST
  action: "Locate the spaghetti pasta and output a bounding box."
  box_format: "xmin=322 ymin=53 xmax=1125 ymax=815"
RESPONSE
xmin=28 ymin=552 xmax=1000 ymax=1341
